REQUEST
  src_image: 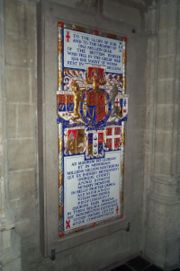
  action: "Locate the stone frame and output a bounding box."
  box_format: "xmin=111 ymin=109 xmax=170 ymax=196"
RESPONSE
xmin=38 ymin=1 xmax=131 ymax=257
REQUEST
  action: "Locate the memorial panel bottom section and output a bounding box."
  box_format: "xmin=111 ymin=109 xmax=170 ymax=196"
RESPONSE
xmin=63 ymin=151 xmax=122 ymax=232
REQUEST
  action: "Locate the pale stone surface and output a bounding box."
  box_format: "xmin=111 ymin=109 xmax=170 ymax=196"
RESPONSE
xmin=158 ymin=55 xmax=176 ymax=79
xmin=5 ymin=0 xmax=36 ymax=67
xmin=103 ymin=0 xmax=142 ymax=30
xmin=0 ymin=229 xmax=21 ymax=270
xmin=7 ymin=139 xmax=36 ymax=171
xmin=6 ymin=103 xmax=17 ymax=138
xmin=166 ymin=0 xmax=178 ymax=28
xmin=5 ymin=0 xmax=27 ymax=34
xmin=6 ymin=67 xmax=30 ymax=103
xmin=145 ymin=194 xmax=180 ymax=268
xmin=0 ymin=0 xmax=22 ymax=270
xmin=155 ymin=104 xmax=174 ymax=131
xmin=154 ymin=131 xmax=173 ymax=154
xmin=157 ymin=78 xmax=174 ymax=104
xmin=3 ymin=258 xmax=21 ymax=271
xmin=1 ymin=0 xmax=180 ymax=271
xmin=154 ymin=153 xmax=172 ymax=176
xmin=17 ymin=105 xmax=36 ymax=137
xmin=158 ymin=28 xmax=176 ymax=56
xmin=8 ymin=169 xmax=36 ymax=200
xmin=152 ymin=180 xmax=178 ymax=197
xmin=158 ymin=1 xmax=177 ymax=30
xmin=128 ymin=105 xmax=146 ymax=129
xmin=144 ymin=0 xmax=180 ymax=269
xmin=10 ymin=195 xmax=37 ymax=227
xmin=5 ymin=33 xmax=28 ymax=67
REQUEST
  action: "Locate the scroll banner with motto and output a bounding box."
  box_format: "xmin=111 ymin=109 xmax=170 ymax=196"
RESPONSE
xmin=57 ymin=22 xmax=128 ymax=237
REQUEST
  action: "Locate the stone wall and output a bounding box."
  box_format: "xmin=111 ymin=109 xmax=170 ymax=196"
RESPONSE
xmin=1 ymin=0 xmax=179 ymax=271
xmin=144 ymin=0 xmax=180 ymax=269
xmin=0 ymin=0 xmax=39 ymax=270
xmin=0 ymin=0 xmax=147 ymax=270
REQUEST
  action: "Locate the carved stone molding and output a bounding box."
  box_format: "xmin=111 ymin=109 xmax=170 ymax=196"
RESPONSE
xmin=144 ymin=0 xmax=180 ymax=269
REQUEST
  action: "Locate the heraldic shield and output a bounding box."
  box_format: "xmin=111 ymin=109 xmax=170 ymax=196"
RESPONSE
xmin=80 ymin=67 xmax=111 ymax=128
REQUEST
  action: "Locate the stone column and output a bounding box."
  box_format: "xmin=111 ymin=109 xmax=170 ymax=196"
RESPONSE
xmin=144 ymin=0 xmax=180 ymax=269
xmin=0 ymin=0 xmax=21 ymax=270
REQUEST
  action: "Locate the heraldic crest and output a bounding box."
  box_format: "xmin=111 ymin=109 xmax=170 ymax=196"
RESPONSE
xmin=57 ymin=66 xmax=127 ymax=129
xmin=57 ymin=66 xmax=128 ymax=159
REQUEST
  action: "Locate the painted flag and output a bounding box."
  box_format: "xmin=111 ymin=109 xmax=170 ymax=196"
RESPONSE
xmin=121 ymin=96 xmax=128 ymax=118
xmin=87 ymin=133 xmax=93 ymax=157
xmin=66 ymin=128 xmax=85 ymax=155
xmin=87 ymin=130 xmax=104 ymax=158
xmin=66 ymin=94 xmax=74 ymax=112
xmin=119 ymin=95 xmax=128 ymax=118
xmin=57 ymin=94 xmax=66 ymax=111
xmin=98 ymin=132 xmax=104 ymax=154
xmin=105 ymin=126 xmax=121 ymax=150
xmin=106 ymin=127 xmax=112 ymax=136
xmin=114 ymin=95 xmax=128 ymax=119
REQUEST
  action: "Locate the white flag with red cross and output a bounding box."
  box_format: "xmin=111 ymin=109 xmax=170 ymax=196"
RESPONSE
xmin=105 ymin=126 xmax=122 ymax=151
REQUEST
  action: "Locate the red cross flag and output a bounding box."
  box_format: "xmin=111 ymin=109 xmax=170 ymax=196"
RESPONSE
xmin=105 ymin=126 xmax=121 ymax=151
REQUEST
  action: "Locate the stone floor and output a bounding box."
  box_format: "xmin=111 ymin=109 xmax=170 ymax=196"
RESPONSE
xmin=110 ymin=256 xmax=180 ymax=271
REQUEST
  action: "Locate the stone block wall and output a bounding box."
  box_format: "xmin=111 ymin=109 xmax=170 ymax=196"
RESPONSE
xmin=1 ymin=0 xmax=179 ymax=270
xmin=144 ymin=0 xmax=180 ymax=269
xmin=1 ymin=0 xmax=40 ymax=270
xmin=0 ymin=0 xmax=148 ymax=270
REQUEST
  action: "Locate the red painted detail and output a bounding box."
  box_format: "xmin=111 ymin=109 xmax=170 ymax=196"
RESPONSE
xmin=106 ymin=138 xmax=112 ymax=150
xmin=59 ymin=232 xmax=65 ymax=238
xmin=114 ymin=127 xmax=121 ymax=135
xmin=66 ymin=94 xmax=74 ymax=104
xmin=66 ymin=31 xmax=71 ymax=42
xmin=93 ymin=29 xmax=100 ymax=35
xmin=114 ymin=138 xmax=120 ymax=149
xmin=66 ymin=219 xmax=71 ymax=229
xmin=98 ymin=132 xmax=104 ymax=143
xmin=58 ymin=21 xmax=64 ymax=28
xmin=87 ymin=66 xmax=105 ymax=80
xmin=68 ymin=129 xmax=78 ymax=140
xmin=122 ymin=36 xmax=128 ymax=42
xmin=106 ymin=127 xmax=112 ymax=136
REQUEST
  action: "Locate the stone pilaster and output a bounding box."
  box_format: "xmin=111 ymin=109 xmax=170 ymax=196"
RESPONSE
xmin=144 ymin=0 xmax=180 ymax=269
xmin=0 ymin=0 xmax=21 ymax=270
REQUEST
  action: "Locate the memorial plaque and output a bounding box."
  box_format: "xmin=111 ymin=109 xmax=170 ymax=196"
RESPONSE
xmin=57 ymin=22 xmax=128 ymax=236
